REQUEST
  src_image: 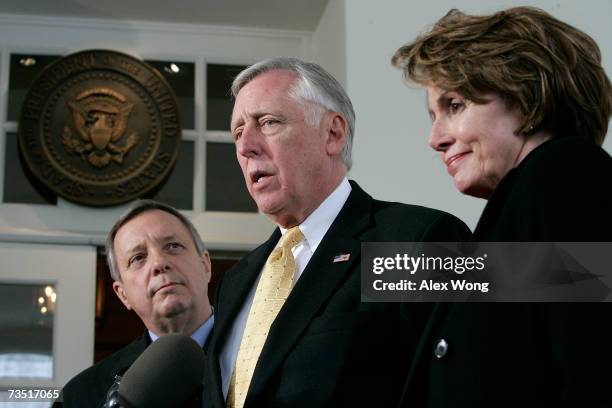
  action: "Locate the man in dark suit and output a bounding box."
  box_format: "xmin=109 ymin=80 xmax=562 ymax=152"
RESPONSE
xmin=57 ymin=200 xmax=213 ymax=407
xmin=205 ymin=57 xmax=471 ymax=407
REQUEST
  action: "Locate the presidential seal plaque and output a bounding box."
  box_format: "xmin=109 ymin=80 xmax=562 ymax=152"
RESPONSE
xmin=18 ymin=49 xmax=181 ymax=206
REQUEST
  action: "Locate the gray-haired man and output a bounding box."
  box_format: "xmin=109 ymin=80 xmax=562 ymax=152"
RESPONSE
xmin=205 ymin=57 xmax=471 ymax=407
xmin=58 ymin=200 xmax=213 ymax=407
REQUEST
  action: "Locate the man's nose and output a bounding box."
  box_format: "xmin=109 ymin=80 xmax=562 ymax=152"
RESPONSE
xmin=235 ymin=123 xmax=261 ymax=158
xmin=150 ymin=251 xmax=171 ymax=275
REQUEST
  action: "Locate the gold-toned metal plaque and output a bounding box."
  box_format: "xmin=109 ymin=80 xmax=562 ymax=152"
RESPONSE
xmin=18 ymin=49 xmax=181 ymax=206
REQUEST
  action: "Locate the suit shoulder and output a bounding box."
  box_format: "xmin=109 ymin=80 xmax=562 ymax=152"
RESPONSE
xmin=477 ymin=137 xmax=612 ymax=240
xmin=499 ymin=137 xmax=612 ymax=209
xmin=61 ymin=336 xmax=147 ymax=404
xmin=520 ymin=137 xmax=612 ymax=181
xmin=372 ymin=200 xmax=454 ymax=218
xmin=65 ymin=338 xmax=140 ymax=383
xmin=370 ymin=200 xmax=471 ymax=241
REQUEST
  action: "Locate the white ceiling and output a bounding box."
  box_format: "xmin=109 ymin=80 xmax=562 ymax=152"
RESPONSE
xmin=0 ymin=0 xmax=329 ymax=31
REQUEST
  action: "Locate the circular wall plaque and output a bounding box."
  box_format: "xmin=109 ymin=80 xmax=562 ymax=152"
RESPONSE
xmin=18 ymin=49 xmax=181 ymax=206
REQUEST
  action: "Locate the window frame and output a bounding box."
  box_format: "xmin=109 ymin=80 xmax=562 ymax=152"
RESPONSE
xmin=0 ymin=13 xmax=311 ymax=249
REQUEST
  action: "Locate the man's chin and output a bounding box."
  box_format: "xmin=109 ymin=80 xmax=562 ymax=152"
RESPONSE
xmin=254 ymin=197 xmax=284 ymax=217
xmin=155 ymin=298 xmax=188 ymax=319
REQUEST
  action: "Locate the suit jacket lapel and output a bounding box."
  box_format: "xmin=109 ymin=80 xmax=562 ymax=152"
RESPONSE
xmin=110 ymin=332 xmax=150 ymax=377
xmin=246 ymin=182 xmax=375 ymax=402
xmin=208 ymin=228 xmax=280 ymax=404
xmin=213 ymin=229 xmax=281 ymax=343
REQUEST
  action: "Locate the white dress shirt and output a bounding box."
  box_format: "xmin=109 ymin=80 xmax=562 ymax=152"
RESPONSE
xmin=219 ymin=177 xmax=352 ymax=398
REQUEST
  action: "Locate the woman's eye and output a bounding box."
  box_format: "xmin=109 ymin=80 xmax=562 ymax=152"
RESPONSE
xmin=448 ymin=99 xmax=464 ymax=113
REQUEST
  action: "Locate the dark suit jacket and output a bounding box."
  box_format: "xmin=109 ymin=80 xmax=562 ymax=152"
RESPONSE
xmin=206 ymin=181 xmax=471 ymax=407
xmin=56 ymin=332 xmax=207 ymax=407
xmin=55 ymin=333 xmax=150 ymax=408
xmin=402 ymin=137 xmax=612 ymax=407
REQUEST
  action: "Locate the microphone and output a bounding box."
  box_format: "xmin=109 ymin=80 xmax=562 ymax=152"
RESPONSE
xmin=109 ymin=334 xmax=206 ymax=408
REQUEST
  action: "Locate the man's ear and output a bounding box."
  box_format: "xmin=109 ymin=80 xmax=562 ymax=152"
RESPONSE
xmin=112 ymin=281 xmax=132 ymax=310
xmin=325 ymin=113 xmax=348 ymax=157
xmin=201 ymin=250 xmax=212 ymax=283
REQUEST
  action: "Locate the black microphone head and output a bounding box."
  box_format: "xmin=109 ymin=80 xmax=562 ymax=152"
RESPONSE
xmin=118 ymin=333 xmax=205 ymax=408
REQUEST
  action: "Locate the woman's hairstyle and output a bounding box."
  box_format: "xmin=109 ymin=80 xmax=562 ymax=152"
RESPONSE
xmin=392 ymin=6 xmax=612 ymax=144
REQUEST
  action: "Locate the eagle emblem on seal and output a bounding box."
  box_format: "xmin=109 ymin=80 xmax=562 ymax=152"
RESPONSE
xmin=63 ymin=88 xmax=139 ymax=168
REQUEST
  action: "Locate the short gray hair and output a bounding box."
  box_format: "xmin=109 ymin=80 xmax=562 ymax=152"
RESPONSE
xmin=232 ymin=57 xmax=356 ymax=170
xmin=106 ymin=200 xmax=206 ymax=282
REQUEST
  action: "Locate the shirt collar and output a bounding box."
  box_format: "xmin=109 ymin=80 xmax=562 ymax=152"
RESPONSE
xmin=279 ymin=177 xmax=351 ymax=253
xmin=148 ymin=313 xmax=214 ymax=348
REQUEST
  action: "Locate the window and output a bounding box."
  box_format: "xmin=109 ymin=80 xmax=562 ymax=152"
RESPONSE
xmin=0 ymin=283 xmax=54 ymax=380
xmin=2 ymin=55 xmax=258 ymax=213
xmin=7 ymin=54 xmax=61 ymax=122
xmin=0 ymin=242 xmax=96 ymax=389
xmin=206 ymin=142 xmax=256 ymax=212
xmin=145 ymin=60 xmax=195 ymax=130
xmin=207 ymin=63 xmax=244 ymax=131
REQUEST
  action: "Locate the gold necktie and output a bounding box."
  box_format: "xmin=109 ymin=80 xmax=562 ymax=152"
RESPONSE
xmin=227 ymin=226 xmax=304 ymax=408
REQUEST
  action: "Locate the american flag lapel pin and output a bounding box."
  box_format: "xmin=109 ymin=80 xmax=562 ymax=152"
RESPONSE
xmin=333 ymin=253 xmax=351 ymax=263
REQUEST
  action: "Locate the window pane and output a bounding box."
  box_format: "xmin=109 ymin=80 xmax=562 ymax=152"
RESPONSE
xmin=206 ymin=142 xmax=257 ymax=212
xmin=151 ymin=140 xmax=194 ymax=210
xmin=0 ymin=283 xmax=55 ymax=379
xmin=206 ymin=64 xmax=246 ymax=131
xmin=8 ymin=54 xmax=61 ymax=122
xmin=3 ymin=132 xmax=57 ymax=205
xmin=146 ymin=60 xmax=195 ymax=130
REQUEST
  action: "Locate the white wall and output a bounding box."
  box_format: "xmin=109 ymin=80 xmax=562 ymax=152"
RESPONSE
xmin=341 ymin=0 xmax=612 ymax=229
xmin=311 ymin=0 xmax=346 ymax=88
xmin=0 ymin=14 xmax=312 ymax=249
